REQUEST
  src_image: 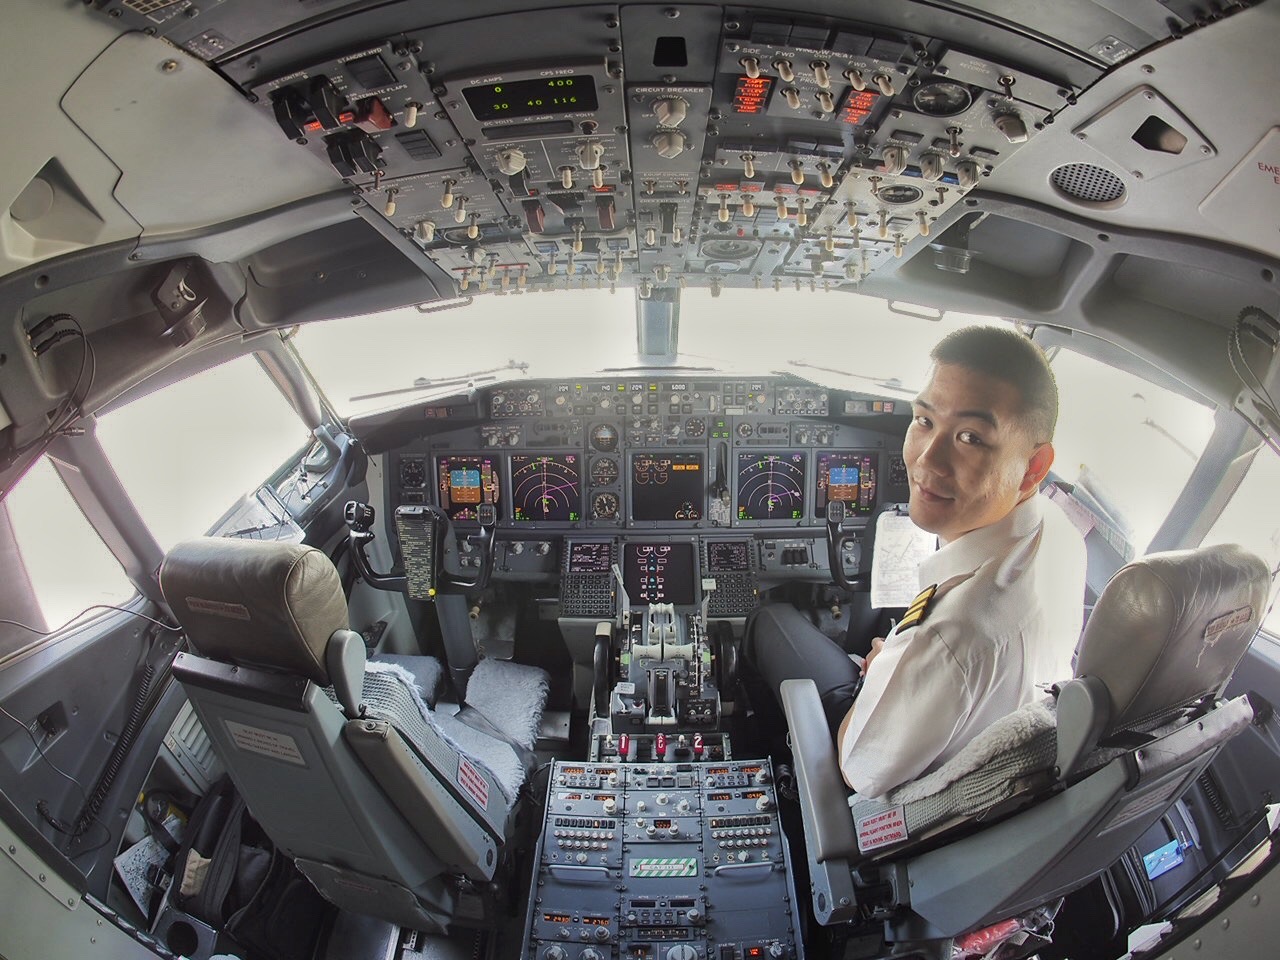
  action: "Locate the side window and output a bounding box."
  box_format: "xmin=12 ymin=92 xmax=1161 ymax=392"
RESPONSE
xmin=1201 ymin=444 xmax=1280 ymax=634
xmin=2 ymin=457 xmax=134 ymax=652
xmin=96 ymin=354 xmax=309 ymax=552
xmin=1050 ymin=349 xmax=1217 ymax=557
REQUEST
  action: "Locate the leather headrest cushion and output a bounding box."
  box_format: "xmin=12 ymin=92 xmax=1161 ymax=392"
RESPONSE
xmin=160 ymin=537 xmax=349 ymax=685
xmin=1075 ymin=543 xmax=1269 ymax=730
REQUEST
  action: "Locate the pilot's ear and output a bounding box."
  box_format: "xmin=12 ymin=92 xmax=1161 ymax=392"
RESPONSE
xmin=1019 ymin=442 xmax=1055 ymax=494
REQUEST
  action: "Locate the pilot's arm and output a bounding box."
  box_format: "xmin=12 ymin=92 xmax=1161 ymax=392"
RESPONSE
xmin=837 ymin=623 xmax=973 ymax=798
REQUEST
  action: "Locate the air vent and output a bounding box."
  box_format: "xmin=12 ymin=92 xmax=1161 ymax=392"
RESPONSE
xmin=1050 ymin=163 xmax=1126 ymax=205
xmin=122 ymin=0 xmax=181 ymax=14
xmin=395 ymin=129 xmax=441 ymax=161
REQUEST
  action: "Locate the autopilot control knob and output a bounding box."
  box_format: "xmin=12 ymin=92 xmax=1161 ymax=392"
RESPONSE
xmin=656 ymin=793 xmax=669 ymax=805
xmin=651 ymin=130 xmax=688 ymax=159
xmin=676 ymin=798 xmax=691 ymax=813
xmin=756 ymin=794 xmax=774 ymax=812
xmin=769 ymin=944 xmax=786 ymax=958
xmin=754 ymin=769 xmax=771 ymax=785
xmin=536 ymin=541 xmax=551 ymax=556
xmin=603 ymin=797 xmax=618 ymax=815
xmin=636 ymin=800 xmax=647 ymax=812
xmin=582 ymin=950 xmax=605 ymax=960
xmin=545 ymin=947 xmax=568 ymax=960
xmin=666 ymin=945 xmax=698 ymax=960
xmin=594 ymin=926 xmax=610 ymax=942
xmin=686 ymin=907 xmax=702 ymax=924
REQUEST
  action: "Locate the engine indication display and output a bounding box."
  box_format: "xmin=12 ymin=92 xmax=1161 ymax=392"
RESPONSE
xmin=436 ymin=455 xmax=498 ymax=522
xmin=736 ymin=453 xmax=805 ymax=521
xmin=462 ymin=75 xmax=599 ymax=122
xmin=623 ymin=543 xmax=696 ymax=605
xmin=631 ymin=452 xmax=704 ymax=522
xmin=816 ymin=451 xmax=878 ymax=516
xmin=511 ymin=453 xmax=581 ymax=522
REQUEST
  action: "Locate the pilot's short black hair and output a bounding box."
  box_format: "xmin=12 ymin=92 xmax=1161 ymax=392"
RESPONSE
xmin=929 ymin=325 xmax=1059 ymax=442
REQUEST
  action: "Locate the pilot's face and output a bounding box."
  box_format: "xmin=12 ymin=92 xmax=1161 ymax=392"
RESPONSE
xmin=903 ymin=362 xmax=1052 ymax=545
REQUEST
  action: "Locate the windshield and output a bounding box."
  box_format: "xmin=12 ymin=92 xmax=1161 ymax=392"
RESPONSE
xmin=292 ymin=290 xmax=990 ymax=417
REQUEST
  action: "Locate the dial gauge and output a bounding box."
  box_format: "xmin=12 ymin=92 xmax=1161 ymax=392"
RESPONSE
xmin=591 ymin=491 xmax=620 ymax=519
xmin=400 ymin=458 xmax=426 ymax=488
xmin=590 ymin=456 xmax=619 ymax=485
xmin=590 ymin=423 xmax=620 ymax=452
xmin=685 ymin=417 xmax=706 ymax=438
xmin=912 ymin=80 xmax=973 ymax=118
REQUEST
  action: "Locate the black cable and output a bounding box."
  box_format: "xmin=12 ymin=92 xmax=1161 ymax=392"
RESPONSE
xmin=2 ymin=315 xmax=96 ymax=473
xmin=0 ymin=603 xmax=183 ymax=637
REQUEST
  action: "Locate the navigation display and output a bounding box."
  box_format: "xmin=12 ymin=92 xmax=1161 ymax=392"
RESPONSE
xmin=623 ymin=543 xmax=695 ymax=605
xmin=511 ymin=453 xmax=581 ymax=522
xmin=630 ymin=452 xmax=704 ymax=521
xmin=567 ymin=541 xmax=612 ymax=573
xmin=737 ymin=452 xmax=806 ymax=521
xmin=707 ymin=541 xmax=751 ymax=573
xmin=816 ymin=451 xmax=878 ymax=516
xmin=436 ymin=455 xmax=498 ymax=522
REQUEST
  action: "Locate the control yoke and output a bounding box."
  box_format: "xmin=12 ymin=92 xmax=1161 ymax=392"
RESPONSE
xmin=825 ymin=500 xmax=857 ymax=591
xmin=342 ymin=500 xmax=497 ymax=595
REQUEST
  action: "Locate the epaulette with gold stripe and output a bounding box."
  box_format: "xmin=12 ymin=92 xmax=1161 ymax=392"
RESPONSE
xmin=897 ymin=584 xmax=938 ymax=631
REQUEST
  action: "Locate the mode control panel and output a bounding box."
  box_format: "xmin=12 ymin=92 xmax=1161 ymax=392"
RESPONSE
xmin=523 ymin=760 xmax=803 ymax=960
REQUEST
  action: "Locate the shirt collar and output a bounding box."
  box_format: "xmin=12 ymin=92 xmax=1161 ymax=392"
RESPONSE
xmin=918 ymin=494 xmax=1045 ymax=587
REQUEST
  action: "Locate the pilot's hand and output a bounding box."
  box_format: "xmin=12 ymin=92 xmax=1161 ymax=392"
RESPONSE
xmin=863 ymin=637 xmax=886 ymax=677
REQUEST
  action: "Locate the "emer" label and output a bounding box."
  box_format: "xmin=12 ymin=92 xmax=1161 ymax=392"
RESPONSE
xmin=856 ymin=805 xmax=908 ymax=853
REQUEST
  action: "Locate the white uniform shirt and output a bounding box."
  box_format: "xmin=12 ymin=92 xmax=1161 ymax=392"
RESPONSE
xmin=839 ymin=493 xmax=1086 ymax=798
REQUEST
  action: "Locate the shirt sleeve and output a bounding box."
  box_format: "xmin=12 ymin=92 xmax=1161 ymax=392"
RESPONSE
xmin=838 ymin=623 xmax=973 ymax=797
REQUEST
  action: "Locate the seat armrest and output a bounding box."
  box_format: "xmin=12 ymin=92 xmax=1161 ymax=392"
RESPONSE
xmin=781 ymin=679 xmax=859 ymax=862
xmin=1055 ymin=676 xmax=1111 ymax=779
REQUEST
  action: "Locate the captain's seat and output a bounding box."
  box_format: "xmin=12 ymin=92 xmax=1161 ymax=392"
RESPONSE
xmin=782 ymin=543 xmax=1270 ymax=945
xmin=161 ymin=537 xmax=549 ymax=932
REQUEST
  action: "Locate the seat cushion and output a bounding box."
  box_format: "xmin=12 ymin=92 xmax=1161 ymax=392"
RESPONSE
xmin=847 ymin=697 xmax=1058 ymax=857
xmin=369 ymin=654 xmax=443 ymax=706
xmin=462 ymin=657 xmax=551 ymax=751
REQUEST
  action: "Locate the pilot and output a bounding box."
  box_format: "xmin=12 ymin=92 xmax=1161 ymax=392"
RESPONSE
xmin=745 ymin=325 xmax=1087 ymax=797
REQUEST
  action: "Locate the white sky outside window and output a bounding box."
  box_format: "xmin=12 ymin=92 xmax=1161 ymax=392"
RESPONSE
xmin=1202 ymin=443 xmax=1280 ymax=634
xmin=96 ymin=355 xmax=309 ymax=552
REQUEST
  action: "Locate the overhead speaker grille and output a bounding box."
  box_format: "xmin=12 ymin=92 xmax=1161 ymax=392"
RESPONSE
xmin=1050 ymin=163 xmax=1126 ymax=205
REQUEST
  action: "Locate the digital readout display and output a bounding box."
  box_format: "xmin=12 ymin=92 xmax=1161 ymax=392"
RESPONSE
xmin=707 ymin=541 xmax=751 ymax=573
xmin=567 ymin=541 xmax=612 ymax=573
xmin=737 ymin=452 xmax=806 ymax=520
xmin=624 ymin=543 xmax=696 ymax=605
xmin=462 ymin=75 xmax=599 ymax=122
xmin=631 ymin=452 xmax=704 ymax=521
xmin=816 ymin=451 xmax=878 ymax=516
xmin=436 ymin=455 xmax=498 ymax=522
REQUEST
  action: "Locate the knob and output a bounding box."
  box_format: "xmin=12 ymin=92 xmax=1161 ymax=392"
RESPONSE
xmin=583 ymin=949 xmax=605 ymax=959
xmin=497 ymin=149 xmax=527 ymax=176
xmin=668 ymin=824 xmax=680 ymax=836
xmin=994 ymin=112 xmax=1029 ymax=143
xmin=651 ymin=130 xmax=688 ymax=159
xmin=811 ymin=60 xmax=831 ymax=89
xmin=919 ymin=153 xmax=945 ymax=182
xmin=741 ymin=153 xmax=756 ymax=179
xmin=646 ymin=824 xmax=656 ymax=836
xmin=880 ymin=145 xmax=908 ymax=176
xmin=843 ymin=67 xmax=866 ymax=91
xmin=415 ymin=220 xmax=436 ymax=243
xmin=769 ymin=945 xmax=785 ymax=958
xmin=956 ymin=160 xmax=980 ymax=190
xmin=773 ymin=59 xmax=795 ymax=83
xmin=603 ymin=797 xmax=617 ymax=815
xmin=686 ymin=907 xmax=702 ymax=924
xmin=666 ymin=946 xmax=698 ymax=960
xmin=545 ymin=948 xmax=568 ymax=960
xmin=536 ymin=541 xmax=551 ymax=556
xmin=755 ymin=769 xmax=771 ymax=784
xmin=740 ymin=56 xmax=761 ymax=79
xmin=594 ymin=927 xmax=609 ymax=943
xmin=653 ymin=97 xmax=688 ymax=126
xmin=577 ymin=141 xmax=605 ymax=170
xmin=676 ymin=799 xmax=691 ymax=813
xmin=756 ymin=794 xmax=774 ymax=811
xmin=656 ymin=793 xmax=669 ymax=805
xmin=636 ymin=800 xmax=647 ymax=812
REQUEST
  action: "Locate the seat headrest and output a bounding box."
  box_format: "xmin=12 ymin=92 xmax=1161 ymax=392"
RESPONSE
xmin=160 ymin=537 xmax=349 ymax=685
xmin=1075 ymin=543 xmax=1269 ymax=730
